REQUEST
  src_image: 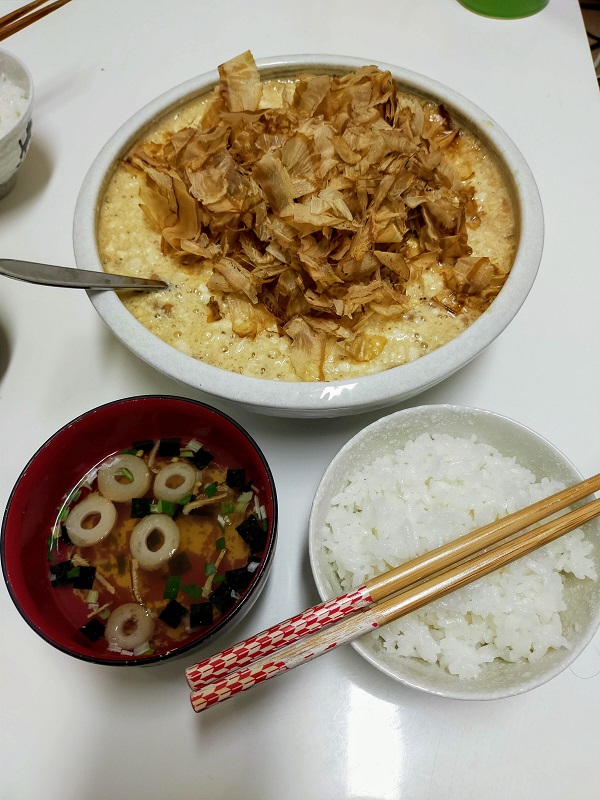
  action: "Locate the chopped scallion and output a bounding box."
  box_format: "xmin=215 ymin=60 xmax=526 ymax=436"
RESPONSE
xmin=213 ymin=574 xmax=226 ymax=584
xmin=150 ymin=500 xmax=176 ymax=515
xmin=179 ymin=450 xmax=194 ymax=458
xmin=177 ymin=493 xmax=193 ymax=505
xmin=66 ymin=567 xmax=81 ymax=579
xmin=205 ymin=482 xmax=218 ymax=498
xmin=215 ymin=537 xmax=226 ymax=552
xmin=58 ymin=506 xmax=69 ymax=522
xmin=221 ymin=501 xmax=235 ymax=515
xmin=186 ymin=439 xmax=202 ymax=453
xmin=87 ymin=590 xmax=99 ymax=604
xmin=182 ymin=583 xmax=202 ymax=601
xmin=204 ymin=562 xmax=216 ymax=576
xmin=163 ymin=575 xmax=181 ymax=600
xmin=119 ymin=467 xmax=134 ymax=483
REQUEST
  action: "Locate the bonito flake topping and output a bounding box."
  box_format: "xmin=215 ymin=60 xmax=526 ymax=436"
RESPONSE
xmin=128 ymin=51 xmax=510 ymax=381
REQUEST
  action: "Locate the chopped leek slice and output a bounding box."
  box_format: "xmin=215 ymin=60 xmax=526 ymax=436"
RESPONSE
xmin=234 ymin=491 xmax=253 ymax=513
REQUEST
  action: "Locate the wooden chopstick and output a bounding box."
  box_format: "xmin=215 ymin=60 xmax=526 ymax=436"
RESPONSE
xmin=0 ymin=0 xmax=72 ymax=42
xmin=185 ymin=472 xmax=600 ymax=690
xmin=190 ymin=494 xmax=600 ymax=712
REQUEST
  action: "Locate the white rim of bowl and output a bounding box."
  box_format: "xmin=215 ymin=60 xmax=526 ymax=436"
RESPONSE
xmin=308 ymin=403 xmax=600 ymax=699
xmin=74 ymin=56 xmax=544 ymax=414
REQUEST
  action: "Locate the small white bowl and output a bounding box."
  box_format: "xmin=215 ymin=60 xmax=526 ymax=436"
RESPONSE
xmin=74 ymin=56 xmax=543 ymax=417
xmin=0 ymin=49 xmax=33 ymax=199
xmin=308 ymin=405 xmax=600 ymax=700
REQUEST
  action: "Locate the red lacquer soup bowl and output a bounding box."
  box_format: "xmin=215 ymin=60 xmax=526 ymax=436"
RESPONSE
xmin=1 ymin=396 xmax=278 ymax=666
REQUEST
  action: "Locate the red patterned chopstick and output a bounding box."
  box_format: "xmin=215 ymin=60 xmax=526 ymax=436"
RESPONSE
xmin=190 ymin=496 xmax=600 ymax=712
xmin=185 ymin=472 xmax=600 ymax=691
xmin=185 ymin=586 xmax=371 ymax=689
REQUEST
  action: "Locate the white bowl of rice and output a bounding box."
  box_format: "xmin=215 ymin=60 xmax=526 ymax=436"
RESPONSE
xmin=309 ymin=405 xmax=600 ymax=700
xmin=0 ymin=50 xmax=33 ymax=200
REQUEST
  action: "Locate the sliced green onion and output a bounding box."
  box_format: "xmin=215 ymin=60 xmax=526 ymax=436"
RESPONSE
xmin=66 ymin=567 xmax=80 ymax=579
xmin=205 ymin=482 xmax=218 ymax=498
xmin=186 ymin=439 xmax=202 ymax=453
xmin=163 ymin=575 xmax=181 ymax=600
xmin=177 ymin=493 xmax=193 ymax=506
xmin=70 ymin=489 xmax=81 ymax=504
xmin=182 ymin=583 xmax=202 ymax=601
xmin=221 ymin=501 xmax=235 ymax=515
xmin=87 ymin=590 xmax=99 ymax=604
xmin=119 ymin=467 xmax=134 ymax=483
xmin=46 ymin=535 xmax=54 ymax=559
xmin=179 ymin=450 xmax=194 ymax=458
xmin=151 ymin=500 xmax=176 ymax=515
xmin=216 ymin=536 xmax=226 ymax=552
xmin=98 ymin=607 xmax=112 ymax=620
xmin=204 ymin=562 xmax=216 ymax=577
xmin=58 ymin=506 xmax=69 ymax=522
xmin=213 ymin=574 xmax=226 ymax=584
xmin=51 ymin=524 xmax=62 ymax=540
xmin=120 ymin=448 xmax=138 ymax=455
xmin=234 ymin=491 xmax=253 ymax=513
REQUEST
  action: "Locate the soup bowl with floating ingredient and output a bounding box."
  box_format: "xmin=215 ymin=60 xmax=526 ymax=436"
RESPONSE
xmin=73 ymin=54 xmax=544 ymax=418
xmin=309 ymin=405 xmax=600 ymax=700
xmin=1 ymin=396 xmax=277 ymax=666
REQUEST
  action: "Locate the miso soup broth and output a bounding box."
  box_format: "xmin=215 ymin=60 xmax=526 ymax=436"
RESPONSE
xmin=47 ymin=437 xmax=270 ymax=659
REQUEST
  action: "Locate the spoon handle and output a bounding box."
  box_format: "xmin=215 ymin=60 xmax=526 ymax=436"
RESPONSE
xmin=0 ymin=259 xmax=167 ymax=290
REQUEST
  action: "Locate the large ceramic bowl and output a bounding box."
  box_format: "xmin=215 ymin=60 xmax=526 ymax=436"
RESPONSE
xmin=309 ymin=405 xmax=600 ymax=700
xmin=1 ymin=396 xmax=278 ymax=666
xmin=74 ymin=56 xmax=543 ymax=418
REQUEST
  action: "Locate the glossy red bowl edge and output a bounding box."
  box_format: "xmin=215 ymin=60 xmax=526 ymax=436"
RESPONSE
xmin=1 ymin=395 xmax=278 ymax=666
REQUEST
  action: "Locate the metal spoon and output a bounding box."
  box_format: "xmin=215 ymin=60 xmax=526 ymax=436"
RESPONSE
xmin=0 ymin=259 xmax=168 ymax=290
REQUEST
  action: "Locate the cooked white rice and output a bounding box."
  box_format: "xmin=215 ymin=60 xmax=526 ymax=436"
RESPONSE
xmin=322 ymin=433 xmax=596 ymax=679
xmin=0 ymin=73 xmax=28 ymax=135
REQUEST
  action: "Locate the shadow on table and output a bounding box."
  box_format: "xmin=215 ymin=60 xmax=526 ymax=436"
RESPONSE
xmin=0 ymin=139 xmax=53 ymax=213
xmin=0 ymin=319 xmax=12 ymax=382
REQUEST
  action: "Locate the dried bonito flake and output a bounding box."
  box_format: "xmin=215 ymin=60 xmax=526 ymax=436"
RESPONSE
xmin=128 ymin=51 xmax=510 ymax=380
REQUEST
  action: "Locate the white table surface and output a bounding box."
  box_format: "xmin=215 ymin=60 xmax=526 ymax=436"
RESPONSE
xmin=1 ymin=1 xmax=599 ymax=797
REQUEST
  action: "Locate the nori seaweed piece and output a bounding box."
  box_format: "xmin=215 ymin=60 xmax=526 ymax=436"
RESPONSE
xmin=240 ymin=481 xmax=253 ymax=493
xmin=189 ymin=602 xmax=213 ymax=628
xmin=225 ymin=567 xmax=254 ymax=592
xmin=226 ymin=469 xmax=246 ymax=488
xmin=131 ymin=497 xmax=152 ymax=518
xmin=158 ymin=437 xmax=181 ymax=457
xmin=79 ymin=618 xmax=105 ymax=642
xmin=210 ymin=582 xmax=237 ymax=614
xmin=59 ymin=524 xmax=73 ymax=547
xmin=71 ymin=566 xmax=96 ymax=590
xmin=49 ymin=560 xmax=74 ymax=586
xmin=192 ymin=449 xmax=214 ymax=470
xmin=158 ymin=599 xmax=188 ymax=628
xmin=236 ymin=514 xmax=267 ymax=553
xmin=168 ymin=551 xmax=192 ymax=576
xmin=132 ymin=440 xmax=155 ymax=453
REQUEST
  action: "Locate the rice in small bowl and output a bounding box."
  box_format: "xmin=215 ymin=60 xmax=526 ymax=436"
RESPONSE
xmin=308 ymin=405 xmax=600 ymax=699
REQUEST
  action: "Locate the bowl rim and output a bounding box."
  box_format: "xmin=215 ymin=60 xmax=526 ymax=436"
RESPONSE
xmin=74 ymin=55 xmax=544 ymax=415
xmin=0 ymin=48 xmax=34 ymax=139
xmin=1 ymin=394 xmax=278 ymax=666
xmin=308 ymin=403 xmax=600 ymax=699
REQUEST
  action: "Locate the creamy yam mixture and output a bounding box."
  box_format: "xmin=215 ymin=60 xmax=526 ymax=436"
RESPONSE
xmin=98 ymin=59 xmax=515 ymax=382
